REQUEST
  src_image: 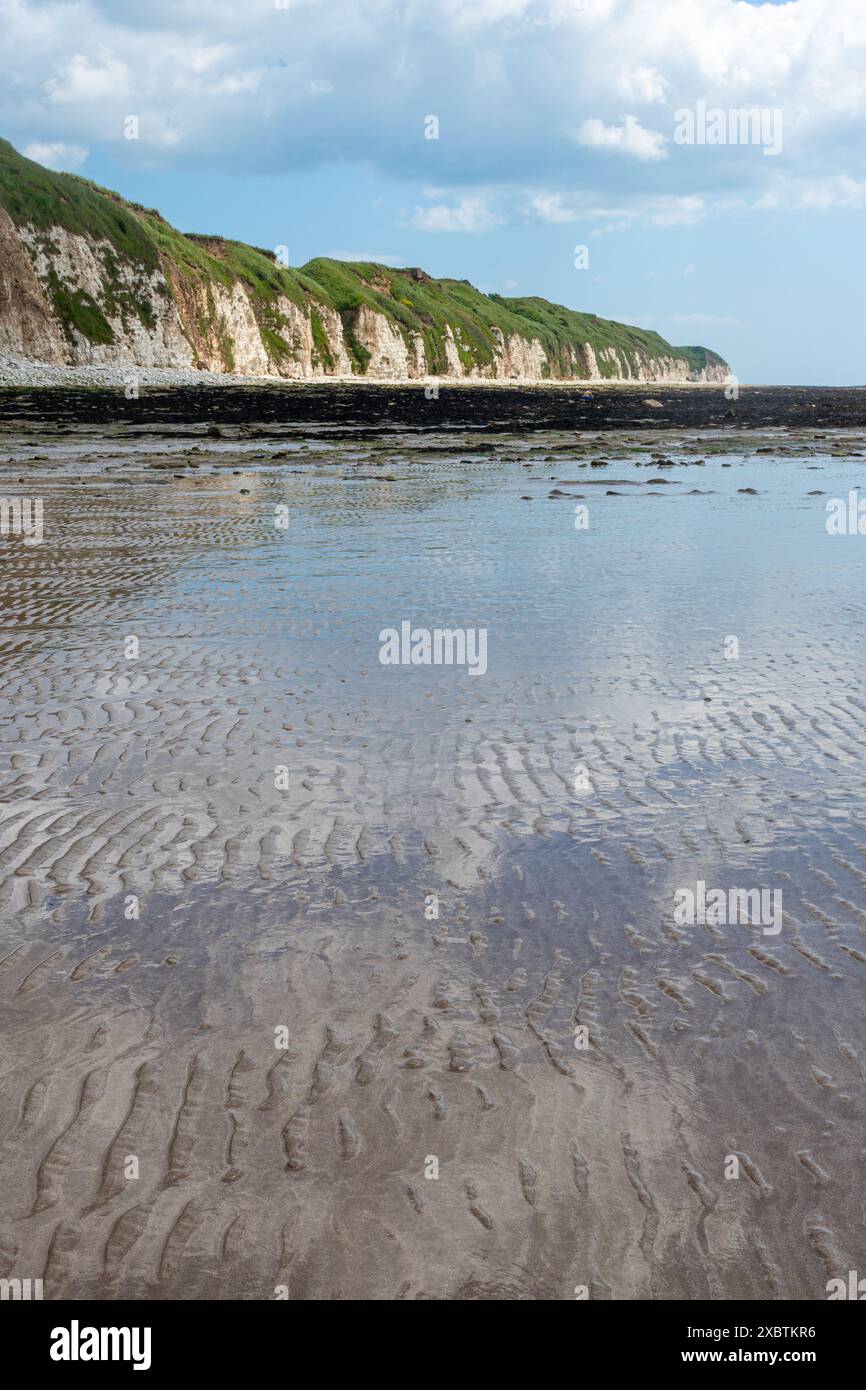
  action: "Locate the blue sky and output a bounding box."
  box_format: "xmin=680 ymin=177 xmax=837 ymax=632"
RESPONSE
xmin=1 ymin=0 xmax=864 ymax=384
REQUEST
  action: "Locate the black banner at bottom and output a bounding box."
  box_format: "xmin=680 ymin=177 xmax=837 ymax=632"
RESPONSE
xmin=2 ymin=1296 xmax=861 ymax=1374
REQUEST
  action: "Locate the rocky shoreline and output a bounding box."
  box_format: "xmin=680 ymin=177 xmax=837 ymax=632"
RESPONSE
xmin=3 ymin=378 xmax=866 ymax=434
xmin=0 ymin=352 xmax=726 ymax=392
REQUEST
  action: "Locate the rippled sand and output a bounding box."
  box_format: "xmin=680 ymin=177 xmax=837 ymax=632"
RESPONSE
xmin=1 ymin=407 xmax=865 ymax=1299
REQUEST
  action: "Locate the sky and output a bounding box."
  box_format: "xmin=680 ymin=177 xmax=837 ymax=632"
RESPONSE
xmin=0 ymin=0 xmax=864 ymax=384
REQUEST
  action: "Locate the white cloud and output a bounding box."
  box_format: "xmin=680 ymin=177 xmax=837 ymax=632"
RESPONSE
xmin=575 ymin=115 xmax=667 ymax=162
xmin=529 ymin=192 xmax=579 ymax=223
xmin=651 ymin=195 xmax=705 ymax=226
xmin=589 ymin=219 xmax=633 ymax=237
xmin=1 ymin=0 xmax=866 ymax=234
xmin=586 ymin=207 xmax=639 ymax=221
xmin=23 ymin=140 xmax=88 ymax=170
xmin=795 ymin=175 xmax=866 ymax=209
xmin=188 ymin=46 xmax=233 ymax=76
xmin=616 ymin=66 xmax=668 ymax=105
xmin=45 ymin=52 xmax=131 ymax=104
xmin=211 ymin=70 xmax=262 ymax=96
xmin=409 ymin=196 xmax=504 ymax=232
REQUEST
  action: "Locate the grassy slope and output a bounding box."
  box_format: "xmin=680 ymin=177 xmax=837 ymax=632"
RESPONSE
xmin=297 ymin=259 xmax=726 ymax=378
xmin=0 ymin=138 xmax=321 ymax=365
xmin=0 ymin=138 xmax=728 ymax=376
xmin=670 ymin=344 xmax=728 ymax=373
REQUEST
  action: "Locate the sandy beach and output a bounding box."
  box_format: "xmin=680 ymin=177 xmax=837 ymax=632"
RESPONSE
xmin=1 ymin=391 xmax=865 ymax=1299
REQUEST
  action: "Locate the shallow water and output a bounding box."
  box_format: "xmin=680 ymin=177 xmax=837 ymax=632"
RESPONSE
xmin=1 ymin=413 xmax=865 ymax=1299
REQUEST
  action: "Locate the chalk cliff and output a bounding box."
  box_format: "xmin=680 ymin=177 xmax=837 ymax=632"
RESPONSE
xmin=0 ymin=139 xmax=730 ymax=384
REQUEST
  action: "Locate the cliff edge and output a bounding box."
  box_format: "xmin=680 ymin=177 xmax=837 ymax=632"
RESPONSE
xmin=0 ymin=139 xmax=730 ymax=385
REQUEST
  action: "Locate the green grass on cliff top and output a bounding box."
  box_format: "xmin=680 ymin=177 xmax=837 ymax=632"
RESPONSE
xmin=0 ymin=137 xmax=158 ymax=269
xmin=0 ymin=138 xmax=316 ymax=312
xmin=297 ymin=259 xmax=727 ymax=374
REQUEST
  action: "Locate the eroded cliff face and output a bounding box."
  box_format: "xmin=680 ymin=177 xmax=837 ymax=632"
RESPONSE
xmin=0 ymin=208 xmax=68 ymax=362
xmin=10 ymin=219 xmax=193 ymax=369
xmin=0 ymin=216 xmax=729 ymax=383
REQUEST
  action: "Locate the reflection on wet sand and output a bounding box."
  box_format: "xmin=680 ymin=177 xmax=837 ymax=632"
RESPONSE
xmin=0 ymin=415 xmax=865 ymax=1299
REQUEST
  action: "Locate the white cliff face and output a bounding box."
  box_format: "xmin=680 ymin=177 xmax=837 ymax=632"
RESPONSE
xmin=18 ymin=223 xmax=195 ymax=368
xmin=489 ymin=329 xmax=549 ymax=380
xmin=440 ymin=324 xmax=464 ymax=376
xmin=598 ymin=347 xmax=690 ymax=383
xmin=425 ymin=324 xmax=548 ymax=380
xmin=267 ymin=299 xmax=352 ymax=378
xmin=352 ymin=304 xmax=427 ymax=378
xmin=0 ymin=217 xmax=729 ymax=384
xmin=696 ymin=363 xmax=730 ymax=384
xmin=596 ymin=346 xmax=713 ymax=384
xmin=577 ymin=343 xmax=599 ymax=378
xmin=315 ymin=304 xmax=355 ymax=376
xmin=212 ymin=282 xmax=271 ymax=375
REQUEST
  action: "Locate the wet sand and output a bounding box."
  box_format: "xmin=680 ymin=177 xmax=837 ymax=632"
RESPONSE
xmin=1 ymin=393 xmax=865 ymax=1299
